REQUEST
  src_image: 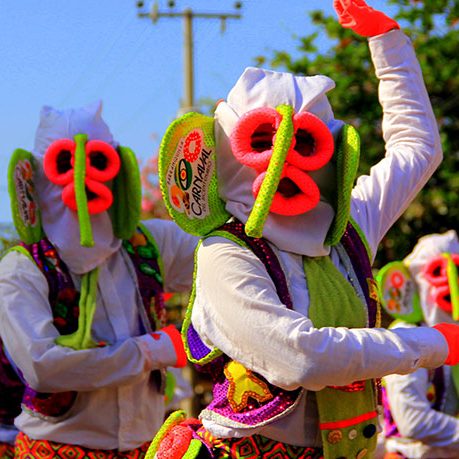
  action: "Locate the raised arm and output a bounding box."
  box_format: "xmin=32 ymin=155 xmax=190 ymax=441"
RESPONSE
xmin=334 ymin=0 xmax=443 ymax=256
xmin=192 ymin=237 xmax=449 ymax=391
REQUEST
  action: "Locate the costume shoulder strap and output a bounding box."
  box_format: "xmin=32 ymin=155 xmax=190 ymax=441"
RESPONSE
xmin=11 ymin=240 xmax=80 ymax=335
xmin=182 ymin=219 xmax=294 ymax=366
xmin=123 ymin=224 xmax=166 ymax=331
xmin=340 ymin=219 xmax=381 ymax=327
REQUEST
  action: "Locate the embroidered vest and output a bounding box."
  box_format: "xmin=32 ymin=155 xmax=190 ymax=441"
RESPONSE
xmin=5 ymin=224 xmax=165 ymax=420
xmin=183 ymin=219 xmax=381 ymax=457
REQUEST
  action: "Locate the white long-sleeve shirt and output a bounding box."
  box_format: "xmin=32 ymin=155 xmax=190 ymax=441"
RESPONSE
xmin=384 ymin=322 xmax=459 ymax=459
xmin=191 ymin=30 xmax=447 ymax=447
xmin=0 ymin=219 xmax=197 ymax=451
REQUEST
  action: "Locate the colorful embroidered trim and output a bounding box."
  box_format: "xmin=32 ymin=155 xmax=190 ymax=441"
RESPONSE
xmin=15 ymin=432 xmax=150 ymax=459
xmin=182 ymin=239 xmax=223 ymax=366
xmin=224 ymin=361 xmax=273 ymax=412
xmin=245 ymin=104 xmax=294 ymax=237
xmin=196 ymin=428 xmax=324 ymax=459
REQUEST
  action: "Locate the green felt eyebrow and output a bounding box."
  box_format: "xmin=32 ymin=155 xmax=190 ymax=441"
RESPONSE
xmin=74 ymin=133 xmax=94 ymax=247
xmin=245 ymin=104 xmax=294 ymax=238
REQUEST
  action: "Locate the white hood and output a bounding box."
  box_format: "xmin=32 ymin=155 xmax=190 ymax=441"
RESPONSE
xmin=214 ymin=67 xmax=344 ymax=256
xmin=33 ymin=101 xmax=121 ymax=274
xmin=405 ymin=230 xmax=459 ymax=326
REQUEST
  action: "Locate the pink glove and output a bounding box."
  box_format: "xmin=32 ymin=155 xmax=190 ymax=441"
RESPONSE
xmin=154 ymin=325 xmax=187 ymax=368
xmin=433 ymin=323 xmax=459 ymax=365
xmin=333 ymin=0 xmax=400 ymax=37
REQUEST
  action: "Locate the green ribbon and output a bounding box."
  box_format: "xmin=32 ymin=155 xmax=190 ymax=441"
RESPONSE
xmin=245 ymin=104 xmax=294 ymax=238
xmin=55 ymin=268 xmax=100 ymax=350
xmin=74 ymin=133 xmax=94 ymax=247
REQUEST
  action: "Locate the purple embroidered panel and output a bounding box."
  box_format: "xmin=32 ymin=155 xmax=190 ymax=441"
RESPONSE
xmin=340 ymin=223 xmax=378 ymax=328
xmin=205 ymin=372 xmax=300 ymax=427
xmin=188 ymin=324 xmax=213 ymax=362
xmin=19 ymin=238 xmax=80 ymax=417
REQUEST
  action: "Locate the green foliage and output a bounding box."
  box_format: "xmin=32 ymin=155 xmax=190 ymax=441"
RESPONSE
xmin=264 ymin=0 xmax=459 ymax=266
xmin=0 ymin=223 xmax=18 ymax=256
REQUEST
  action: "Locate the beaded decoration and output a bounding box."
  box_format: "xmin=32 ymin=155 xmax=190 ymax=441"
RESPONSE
xmin=8 ymin=149 xmax=43 ymax=244
xmin=145 ymin=410 xmax=187 ymax=458
xmin=159 ymin=112 xmax=230 ymax=236
xmin=376 ymin=261 xmax=423 ymax=324
xmin=223 ymin=361 xmax=273 ymax=412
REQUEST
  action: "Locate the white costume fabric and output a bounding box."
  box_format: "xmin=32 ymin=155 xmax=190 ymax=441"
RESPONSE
xmin=0 ymin=103 xmax=198 ymax=451
xmin=191 ymin=29 xmax=448 ymax=447
xmin=384 ymin=231 xmax=459 ymax=459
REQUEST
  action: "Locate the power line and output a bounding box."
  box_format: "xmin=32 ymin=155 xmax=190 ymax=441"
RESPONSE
xmin=58 ymin=12 xmax=137 ymax=107
xmin=137 ymin=1 xmax=242 ymax=113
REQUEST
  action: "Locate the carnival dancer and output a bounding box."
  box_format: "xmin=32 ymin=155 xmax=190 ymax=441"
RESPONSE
xmin=146 ymin=1 xmax=459 ymax=458
xmin=379 ymin=230 xmax=459 ymax=459
xmin=0 ymin=101 xmax=198 ymax=459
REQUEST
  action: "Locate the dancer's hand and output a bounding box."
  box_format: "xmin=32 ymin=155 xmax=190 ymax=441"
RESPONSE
xmin=333 ymin=0 xmax=399 ymax=37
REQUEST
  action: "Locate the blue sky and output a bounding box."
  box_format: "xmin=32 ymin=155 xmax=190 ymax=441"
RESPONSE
xmin=0 ymin=0 xmax=396 ymax=222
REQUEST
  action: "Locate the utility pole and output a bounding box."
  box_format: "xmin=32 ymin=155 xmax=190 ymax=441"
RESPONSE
xmin=137 ymin=1 xmax=242 ymax=114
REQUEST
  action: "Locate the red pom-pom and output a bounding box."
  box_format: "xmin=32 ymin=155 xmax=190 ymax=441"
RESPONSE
xmin=423 ymin=256 xmax=448 ymax=287
xmin=287 ymin=112 xmax=334 ymax=171
xmin=157 ymin=425 xmax=192 ymax=459
xmin=230 ymin=107 xmax=280 ymax=172
xmin=85 ymin=140 xmax=120 ymax=182
xmin=60 ymin=179 xmax=114 ymax=215
xmin=43 ymin=139 xmax=75 ymax=185
xmin=253 ymin=166 xmax=320 ymax=216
